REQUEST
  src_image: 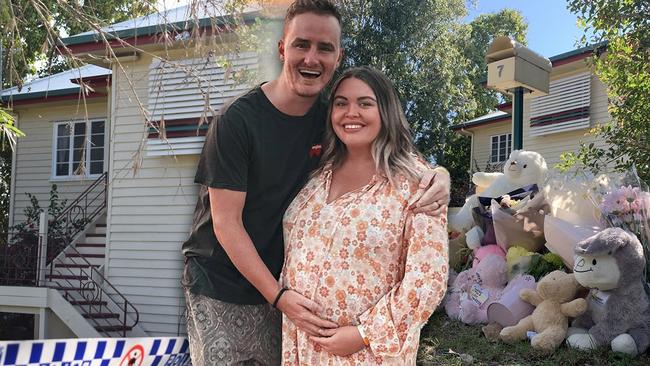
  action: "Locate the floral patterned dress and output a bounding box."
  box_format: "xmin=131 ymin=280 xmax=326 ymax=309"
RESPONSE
xmin=281 ymin=165 xmax=449 ymax=365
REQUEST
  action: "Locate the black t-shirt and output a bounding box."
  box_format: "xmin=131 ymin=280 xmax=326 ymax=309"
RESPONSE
xmin=181 ymin=86 xmax=326 ymax=304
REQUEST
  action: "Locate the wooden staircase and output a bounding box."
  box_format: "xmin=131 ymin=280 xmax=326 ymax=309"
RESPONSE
xmin=42 ymin=173 xmax=140 ymax=337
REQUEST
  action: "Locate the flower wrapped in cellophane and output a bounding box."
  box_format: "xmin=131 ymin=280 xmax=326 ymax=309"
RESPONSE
xmin=582 ymin=168 xmax=650 ymax=292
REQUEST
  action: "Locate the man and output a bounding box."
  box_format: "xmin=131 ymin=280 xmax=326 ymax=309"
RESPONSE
xmin=182 ymin=1 xmax=450 ymax=365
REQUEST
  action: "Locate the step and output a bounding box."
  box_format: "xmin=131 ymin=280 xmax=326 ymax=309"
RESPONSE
xmin=80 ymin=236 xmax=107 ymax=245
xmin=69 ymin=300 xmax=108 ymax=306
xmin=66 ymin=253 xmax=105 ymax=258
xmin=83 ymin=313 xmax=119 ymax=319
xmin=86 ymin=233 xmax=106 ymax=238
xmin=94 ymin=325 xmax=133 ymax=333
xmin=51 ymin=286 xmax=96 ymax=292
xmin=46 ymin=274 xmax=89 ymax=281
xmin=55 ymin=263 xmax=100 ymax=269
xmin=95 ymin=224 xmax=107 ymax=228
xmin=76 ymin=243 xmax=106 ymax=248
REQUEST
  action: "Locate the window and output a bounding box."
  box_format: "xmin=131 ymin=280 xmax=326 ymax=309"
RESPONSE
xmin=53 ymin=120 xmax=105 ymax=178
xmin=490 ymin=133 xmax=512 ymax=163
xmin=529 ymin=72 xmax=591 ymax=136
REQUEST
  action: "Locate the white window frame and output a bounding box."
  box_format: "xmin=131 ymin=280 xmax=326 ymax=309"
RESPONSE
xmin=490 ymin=133 xmax=512 ymax=163
xmin=51 ymin=118 xmax=106 ymax=181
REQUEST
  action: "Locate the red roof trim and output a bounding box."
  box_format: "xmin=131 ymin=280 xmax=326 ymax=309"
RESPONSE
xmin=60 ymin=34 xmax=160 ymax=54
xmin=551 ymin=50 xmax=593 ymax=67
xmin=496 ymin=102 xmax=512 ymax=111
xmin=450 ymin=115 xmax=510 ymax=131
xmin=5 ymin=92 xmax=107 ymax=106
xmin=59 ymin=26 xmax=225 ymax=55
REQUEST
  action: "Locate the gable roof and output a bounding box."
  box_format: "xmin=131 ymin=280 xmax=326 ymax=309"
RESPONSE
xmin=61 ymin=2 xmax=263 ymax=48
xmin=0 ymin=65 xmax=111 ymax=104
xmin=450 ymin=110 xmax=510 ymax=131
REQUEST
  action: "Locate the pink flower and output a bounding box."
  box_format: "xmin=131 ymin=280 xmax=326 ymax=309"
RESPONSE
xmin=600 ymin=186 xmax=650 ymax=227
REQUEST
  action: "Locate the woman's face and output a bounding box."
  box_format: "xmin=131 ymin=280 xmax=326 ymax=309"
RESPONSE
xmin=331 ymin=77 xmax=382 ymax=152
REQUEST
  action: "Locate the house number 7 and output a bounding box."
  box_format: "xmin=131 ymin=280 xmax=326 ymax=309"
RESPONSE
xmin=497 ymin=65 xmax=504 ymax=77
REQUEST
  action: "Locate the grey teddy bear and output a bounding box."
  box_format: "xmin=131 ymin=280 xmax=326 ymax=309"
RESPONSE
xmin=566 ymin=228 xmax=650 ymax=356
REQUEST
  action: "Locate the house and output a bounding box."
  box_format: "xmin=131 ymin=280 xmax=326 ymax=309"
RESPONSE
xmin=0 ymin=3 xmax=282 ymax=339
xmin=451 ymin=43 xmax=610 ymax=173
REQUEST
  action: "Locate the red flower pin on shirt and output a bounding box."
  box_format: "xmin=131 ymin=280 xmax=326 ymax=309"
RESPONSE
xmin=309 ymin=144 xmax=322 ymax=158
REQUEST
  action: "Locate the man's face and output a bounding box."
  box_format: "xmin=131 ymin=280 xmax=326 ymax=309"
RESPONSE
xmin=279 ymin=12 xmax=342 ymax=98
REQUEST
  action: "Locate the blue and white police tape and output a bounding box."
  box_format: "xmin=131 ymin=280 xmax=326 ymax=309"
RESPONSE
xmin=0 ymin=336 xmax=190 ymax=366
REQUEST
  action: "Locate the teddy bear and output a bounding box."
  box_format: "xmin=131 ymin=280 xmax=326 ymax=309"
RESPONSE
xmin=566 ymin=228 xmax=650 ymax=356
xmin=499 ymin=270 xmax=587 ymax=352
xmin=449 ymin=150 xmax=548 ymax=249
xmin=444 ymin=254 xmax=508 ymax=325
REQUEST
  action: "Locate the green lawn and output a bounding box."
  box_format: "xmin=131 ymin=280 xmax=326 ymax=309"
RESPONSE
xmin=417 ymin=311 xmax=650 ymax=366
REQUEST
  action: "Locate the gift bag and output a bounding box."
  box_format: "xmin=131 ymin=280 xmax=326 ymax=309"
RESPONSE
xmin=492 ymin=190 xmax=550 ymax=252
xmin=472 ymin=205 xmax=497 ymax=246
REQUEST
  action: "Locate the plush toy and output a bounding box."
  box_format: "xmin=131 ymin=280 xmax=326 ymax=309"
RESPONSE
xmin=566 ymin=228 xmax=650 ymax=356
xmin=450 ymin=150 xmax=548 ymax=247
xmin=473 ymin=244 xmax=506 ymax=267
xmin=499 ymin=270 xmax=587 ymax=352
xmin=444 ymin=254 xmax=508 ymax=325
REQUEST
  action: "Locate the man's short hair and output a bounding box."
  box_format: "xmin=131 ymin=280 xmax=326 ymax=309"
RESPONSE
xmin=285 ymin=0 xmax=341 ymax=26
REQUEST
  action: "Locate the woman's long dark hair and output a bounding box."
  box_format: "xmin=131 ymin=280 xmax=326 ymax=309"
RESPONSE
xmin=319 ymin=66 xmax=422 ymax=185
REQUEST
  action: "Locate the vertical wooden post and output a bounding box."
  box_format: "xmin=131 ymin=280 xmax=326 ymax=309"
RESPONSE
xmin=38 ymin=212 xmax=48 ymax=286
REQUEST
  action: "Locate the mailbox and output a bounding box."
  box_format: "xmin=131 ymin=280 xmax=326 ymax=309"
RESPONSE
xmin=486 ymin=36 xmax=551 ymax=97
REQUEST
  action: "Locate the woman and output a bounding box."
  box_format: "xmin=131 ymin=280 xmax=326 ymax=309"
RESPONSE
xmin=280 ymin=66 xmax=449 ymax=365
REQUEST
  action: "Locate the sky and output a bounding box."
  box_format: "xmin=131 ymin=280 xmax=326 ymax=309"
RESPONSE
xmin=156 ymin=0 xmax=585 ymax=58
xmin=466 ymin=0 xmax=585 ymax=58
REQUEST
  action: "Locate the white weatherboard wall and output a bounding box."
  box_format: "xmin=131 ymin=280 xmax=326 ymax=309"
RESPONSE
xmin=145 ymin=52 xmax=258 ymax=156
xmin=10 ymin=101 xmax=108 ymax=228
xmin=107 ymin=48 xmax=263 ymax=336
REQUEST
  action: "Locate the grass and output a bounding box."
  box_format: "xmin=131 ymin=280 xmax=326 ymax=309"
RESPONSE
xmin=417 ymin=311 xmax=650 ymax=366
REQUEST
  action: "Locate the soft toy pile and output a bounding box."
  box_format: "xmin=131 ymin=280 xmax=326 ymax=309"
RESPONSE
xmin=443 ymin=149 xmax=650 ymax=357
xmin=445 ymin=150 xmax=552 ymax=327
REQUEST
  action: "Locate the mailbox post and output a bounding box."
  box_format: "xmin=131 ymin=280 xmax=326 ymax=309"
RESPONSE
xmin=486 ymin=36 xmax=551 ymax=150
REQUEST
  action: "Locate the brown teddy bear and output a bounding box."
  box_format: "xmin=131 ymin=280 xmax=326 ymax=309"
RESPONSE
xmin=499 ymin=270 xmax=587 ymax=352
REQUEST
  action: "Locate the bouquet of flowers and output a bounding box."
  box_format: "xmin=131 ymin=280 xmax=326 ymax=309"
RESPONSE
xmin=584 ymin=168 xmax=650 ymax=292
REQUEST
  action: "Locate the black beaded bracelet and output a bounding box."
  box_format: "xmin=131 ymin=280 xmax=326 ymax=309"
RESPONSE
xmin=272 ymin=288 xmax=289 ymax=308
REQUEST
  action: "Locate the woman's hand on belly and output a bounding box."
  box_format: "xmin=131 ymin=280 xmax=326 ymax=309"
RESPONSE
xmin=310 ymin=326 xmax=367 ymax=357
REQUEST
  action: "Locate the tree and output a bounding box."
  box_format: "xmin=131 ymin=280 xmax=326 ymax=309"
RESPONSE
xmin=462 ymin=9 xmax=527 ymax=119
xmin=0 ymin=144 xmax=10 ymax=231
xmin=449 ymin=9 xmax=528 ymax=203
xmin=1 ymin=109 xmax=23 ymax=231
xmin=337 ymin=1 xmax=527 ymax=204
xmin=564 ymin=0 xmax=650 ymax=184
xmin=0 ymin=0 xmax=157 ymax=230
xmin=0 ymin=0 xmax=157 ymax=89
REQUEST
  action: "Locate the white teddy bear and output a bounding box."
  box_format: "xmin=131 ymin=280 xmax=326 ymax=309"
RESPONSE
xmin=450 ymin=150 xmax=548 ymax=249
